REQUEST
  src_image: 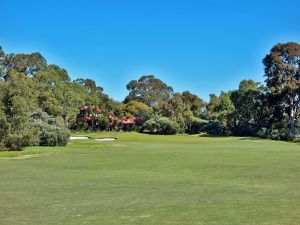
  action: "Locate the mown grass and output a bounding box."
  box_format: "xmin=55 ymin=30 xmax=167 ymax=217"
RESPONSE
xmin=1 ymin=132 xmax=300 ymax=224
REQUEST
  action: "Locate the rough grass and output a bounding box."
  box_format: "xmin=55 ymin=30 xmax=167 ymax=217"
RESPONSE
xmin=1 ymin=132 xmax=300 ymax=224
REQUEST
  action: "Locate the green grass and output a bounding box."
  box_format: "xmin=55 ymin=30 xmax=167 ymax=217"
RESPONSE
xmin=1 ymin=132 xmax=300 ymax=225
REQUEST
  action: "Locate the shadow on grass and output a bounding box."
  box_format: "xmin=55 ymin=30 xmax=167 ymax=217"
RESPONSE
xmin=238 ymin=137 xmax=262 ymax=141
xmin=197 ymin=133 xmax=228 ymax=138
xmin=196 ymin=133 xmax=263 ymax=141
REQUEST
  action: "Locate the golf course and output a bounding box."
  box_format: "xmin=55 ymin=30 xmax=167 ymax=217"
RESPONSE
xmin=1 ymin=132 xmax=300 ymax=225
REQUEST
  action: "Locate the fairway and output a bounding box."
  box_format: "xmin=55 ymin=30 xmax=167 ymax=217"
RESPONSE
xmin=1 ymin=133 xmax=300 ymax=225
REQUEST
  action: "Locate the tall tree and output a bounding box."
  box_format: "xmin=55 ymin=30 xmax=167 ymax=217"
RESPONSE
xmin=125 ymin=75 xmax=174 ymax=108
xmin=230 ymin=81 xmax=272 ymax=135
xmin=1 ymin=52 xmax=47 ymax=79
xmin=74 ymin=78 xmax=103 ymax=94
xmin=239 ymin=80 xmax=259 ymax=92
xmin=181 ymin=91 xmax=204 ymax=115
xmin=263 ymin=42 xmax=300 ymax=133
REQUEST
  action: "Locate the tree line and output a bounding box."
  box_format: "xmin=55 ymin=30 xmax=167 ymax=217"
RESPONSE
xmin=0 ymin=42 xmax=299 ymax=150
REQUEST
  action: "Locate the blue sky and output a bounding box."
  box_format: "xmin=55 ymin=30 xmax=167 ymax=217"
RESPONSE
xmin=1 ymin=0 xmax=300 ymax=101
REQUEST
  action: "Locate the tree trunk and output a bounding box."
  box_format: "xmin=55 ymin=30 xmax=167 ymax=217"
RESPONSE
xmin=289 ymin=105 xmax=296 ymax=134
xmin=63 ymin=115 xmax=69 ymax=128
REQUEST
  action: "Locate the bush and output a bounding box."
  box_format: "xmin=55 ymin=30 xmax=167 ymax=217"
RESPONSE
xmin=4 ymin=134 xmax=24 ymax=151
xmin=256 ymin=127 xmax=268 ymax=139
xmin=256 ymin=127 xmax=294 ymax=141
xmin=205 ymin=120 xmax=224 ymax=135
xmin=186 ymin=117 xmax=208 ymax=134
xmin=39 ymin=125 xmax=70 ymax=146
xmin=142 ymin=116 xmax=180 ymax=135
xmin=96 ymin=117 xmax=110 ymax=130
xmin=4 ymin=133 xmax=31 ymax=151
xmin=0 ymin=142 xmax=5 ymax=151
xmin=3 ymin=128 xmax=40 ymax=151
xmin=29 ymin=110 xmax=70 ymax=147
xmin=293 ymin=134 xmax=300 ymax=142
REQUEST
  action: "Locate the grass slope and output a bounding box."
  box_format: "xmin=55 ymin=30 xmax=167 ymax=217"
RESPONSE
xmin=1 ymin=132 xmax=300 ymax=225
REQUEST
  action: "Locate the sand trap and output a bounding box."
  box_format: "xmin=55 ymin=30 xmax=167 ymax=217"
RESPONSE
xmin=94 ymin=138 xmax=117 ymax=141
xmin=70 ymin=136 xmax=89 ymax=140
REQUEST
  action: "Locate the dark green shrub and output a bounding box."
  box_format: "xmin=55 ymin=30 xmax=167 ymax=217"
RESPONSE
xmin=256 ymin=127 xmax=268 ymax=139
xmin=205 ymin=120 xmax=224 ymax=135
xmin=256 ymin=127 xmax=294 ymax=141
xmin=186 ymin=117 xmax=207 ymax=134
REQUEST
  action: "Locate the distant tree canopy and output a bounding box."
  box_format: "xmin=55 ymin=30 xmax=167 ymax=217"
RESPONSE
xmin=239 ymin=79 xmax=259 ymax=92
xmin=125 ymin=75 xmax=174 ymax=108
xmin=1 ymin=42 xmax=300 ymax=150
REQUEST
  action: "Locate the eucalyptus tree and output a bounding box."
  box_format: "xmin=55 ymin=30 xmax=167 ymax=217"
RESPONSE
xmin=125 ymin=75 xmax=174 ymax=109
xmin=263 ymin=42 xmax=300 ymax=133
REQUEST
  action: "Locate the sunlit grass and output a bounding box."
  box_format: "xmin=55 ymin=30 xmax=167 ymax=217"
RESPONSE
xmin=1 ymin=132 xmax=300 ymax=224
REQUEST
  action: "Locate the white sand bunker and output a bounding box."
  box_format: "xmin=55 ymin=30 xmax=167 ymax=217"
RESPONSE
xmin=94 ymin=138 xmax=117 ymax=141
xmin=70 ymin=136 xmax=89 ymax=140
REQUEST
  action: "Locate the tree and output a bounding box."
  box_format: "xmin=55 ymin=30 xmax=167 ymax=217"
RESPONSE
xmin=74 ymin=78 xmax=103 ymax=94
xmin=125 ymin=75 xmax=174 ymax=108
xmin=34 ymin=65 xmax=88 ymax=126
xmin=230 ymin=81 xmax=272 ymax=135
xmin=239 ymin=80 xmax=259 ymax=92
xmin=162 ymin=93 xmax=193 ymax=131
xmin=263 ymin=42 xmax=300 ymax=133
xmin=182 ymin=91 xmax=205 ymax=115
xmin=122 ymin=100 xmax=153 ymax=117
xmin=1 ymin=52 xmax=47 ymax=79
xmin=0 ymin=47 xmax=5 ymax=78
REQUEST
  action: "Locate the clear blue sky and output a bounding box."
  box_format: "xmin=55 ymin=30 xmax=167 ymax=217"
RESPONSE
xmin=1 ymin=0 xmax=300 ymax=101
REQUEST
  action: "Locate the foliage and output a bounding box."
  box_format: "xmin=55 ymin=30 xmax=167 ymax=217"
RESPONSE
xmin=263 ymin=42 xmax=300 ymax=133
xmin=205 ymin=120 xmax=224 ymax=135
xmin=39 ymin=124 xmax=70 ymax=146
xmin=1 ymin=42 xmax=300 ymax=147
xmin=125 ymin=75 xmax=174 ymax=108
xmin=142 ymin=116 xmax=180 ymax=135
xmin=186 ymin=117 xmax=208 ymax=134
xmin=182 ymin=91 xmax=205 ymax=115
xmin=256 ymin=127 xmax=295 ymax=141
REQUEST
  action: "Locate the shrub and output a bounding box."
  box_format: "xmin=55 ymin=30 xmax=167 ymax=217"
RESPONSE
xmin=39 ymin=125 xmax=70 ymax=146
xmin=29 ymin=110 xmax=70 ymax=147
xmin=97 ymin=117 xmax=110 ymax=130
xmin=39 ymin=128 xmax=57 ymax=146
xmin=0 ymin=142 xmax=5 ymax=151
xmin=205 ymin=120 xmax=224 ymax=135
xmin=56 ymin=127 xmax=70 ymax=146
xmin=256 ymin=127 xmax=268 ymax=139
xmin=293 ymin=134 xmax=300 ymax=142
xmin=256 ymin=127 xmax=294 ymax=141
xmin=142 ymin=116 xmax=180 ymax=135
xmin=186 ymin=117 xmax=208 ymax=134
xmin=4 ymin=133 xmax=30 ymax=151
xmin=3 ymin=128 xmax=40 ymax=151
